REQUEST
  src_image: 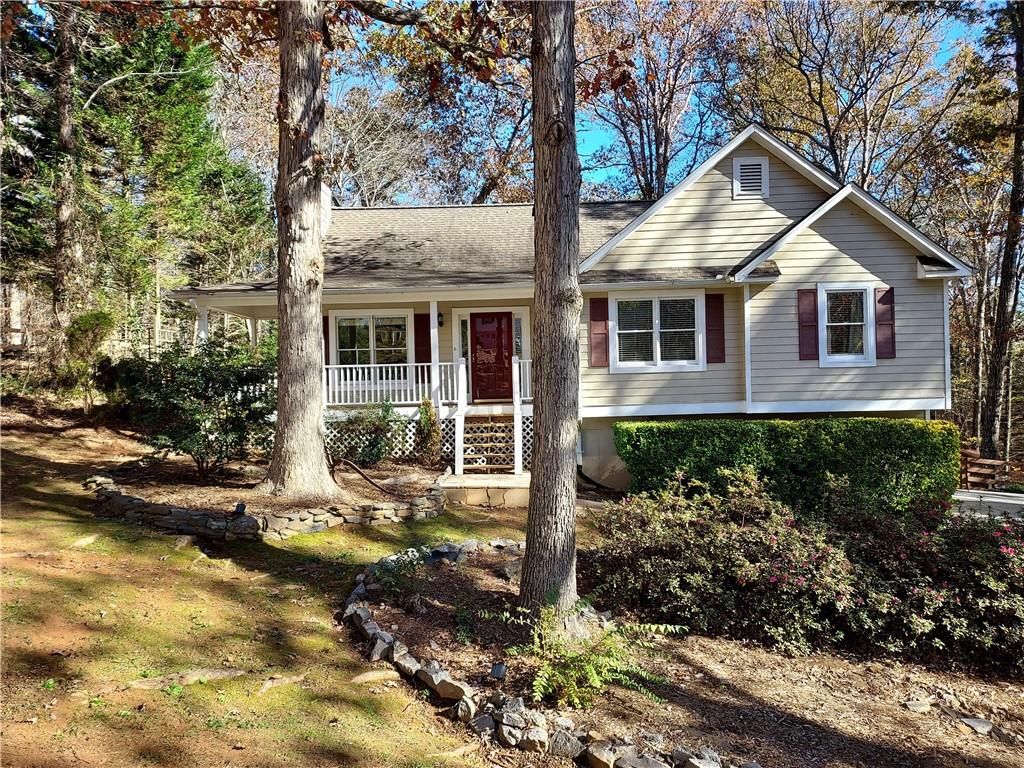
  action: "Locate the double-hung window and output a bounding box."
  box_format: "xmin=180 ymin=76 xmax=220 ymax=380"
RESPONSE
xmin=816 ymin=283 xmax=875 ymax=367
xmin=609 ymin=291 xmax=706 ymax=372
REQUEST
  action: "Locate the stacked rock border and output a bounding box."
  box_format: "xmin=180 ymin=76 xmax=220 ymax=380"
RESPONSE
xmin=339 ymin=540 xmax=762 ymax=768
xmin=82 ymin=465 xmax=448 ymax=542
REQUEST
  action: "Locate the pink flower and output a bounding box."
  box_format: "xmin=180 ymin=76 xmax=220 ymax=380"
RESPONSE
xmin=999 ymin=545 xmax=1016 ymax=556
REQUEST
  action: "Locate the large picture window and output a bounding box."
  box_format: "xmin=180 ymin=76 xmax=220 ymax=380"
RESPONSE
xmin=816 ymin=283 xmax=876 ymax=367
xmin=332 ymin=312 xmax=413 ymax=367
xmin=609 ymin=291 xmax=706 ymax=372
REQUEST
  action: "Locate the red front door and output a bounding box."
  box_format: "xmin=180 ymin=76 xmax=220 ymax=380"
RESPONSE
xmin=470 ymin=312 xmax=513 ymax=401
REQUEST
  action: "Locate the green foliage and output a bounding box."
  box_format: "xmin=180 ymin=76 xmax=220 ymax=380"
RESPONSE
xmin=413 ymin=397 xmax=442 ymax=466
xmin=332 ymin=401 xmax=401 ymax=468
xmin=586 ymin=468 xmax=1024 ymax=670
xmin=613 ymin=417 xmax=961 ymax=521
xmin=101 ymin=339 xmax=276 ymax=477
xmin=483 ymin=604 xmax=680 ymax=708
xmin=64 ymin=310 xmax=117 ymax=411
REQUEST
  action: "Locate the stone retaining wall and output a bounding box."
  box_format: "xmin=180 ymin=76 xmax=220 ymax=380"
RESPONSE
xmin=339 ymin=542 xmax=760 ymax=768
xmin=83 ymin=470 xmax=447 ymax=541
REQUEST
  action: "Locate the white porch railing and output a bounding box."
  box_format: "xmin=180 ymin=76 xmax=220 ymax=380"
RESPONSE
xmin=324 ymin=359 xmax=531 ymax=408
xmin=324 ymin=362 xmax=461 ymax=407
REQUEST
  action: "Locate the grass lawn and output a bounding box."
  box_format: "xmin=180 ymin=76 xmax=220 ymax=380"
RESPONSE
xmin=0 ymin=406 xmax=529 ymax=768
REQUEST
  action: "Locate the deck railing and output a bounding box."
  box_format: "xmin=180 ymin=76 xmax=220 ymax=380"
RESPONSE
xmin=323 ymin=359 xmax=531 ymax=408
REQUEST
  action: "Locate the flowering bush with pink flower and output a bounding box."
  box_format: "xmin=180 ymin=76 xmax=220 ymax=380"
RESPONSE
xmin=585 ymin=467 xmax=1024 ymax=670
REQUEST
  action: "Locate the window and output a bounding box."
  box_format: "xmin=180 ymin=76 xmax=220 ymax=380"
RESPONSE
xmin=333 ymin=312 xmax=412 ymax=367
xmin=816 ymin=283 xmax=875 ymax=367
xmin=609 ymin=292 xmax=706 ymax=372
xmin=732 ymin=156 xmax=769 ymax=199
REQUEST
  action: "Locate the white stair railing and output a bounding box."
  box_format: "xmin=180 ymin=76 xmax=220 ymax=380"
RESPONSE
xmin=512 ymin=355 xmax=523 ymax=475
xmin=454 ymin=357 xmax=467 ymax=475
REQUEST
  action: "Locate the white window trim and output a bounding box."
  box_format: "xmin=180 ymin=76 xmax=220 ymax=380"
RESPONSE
xmin=608 ymin=290 xmax=707 ymax=373
xmin=328 ymin=308 xmax=415 ymax=367
xmin=732 ymin=156 xmax=769 ymax=199
xmin=816 ymin=283 xmax=876 ymax=368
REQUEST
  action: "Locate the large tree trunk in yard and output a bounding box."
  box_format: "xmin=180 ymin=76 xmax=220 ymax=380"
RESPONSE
xmin=260 ymin=0 xmax=338 ymax=500
xmin=519 ymin=1 xmax=582 ymax=618
xmin=981 ymin=2 xmax=1024 ymax=458
xmin=51 ymin=1 xmax=83 ymax=349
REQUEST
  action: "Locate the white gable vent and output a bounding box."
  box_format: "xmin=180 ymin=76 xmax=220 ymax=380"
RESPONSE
xmin=732 ymin=156 xmax=769 ymax=199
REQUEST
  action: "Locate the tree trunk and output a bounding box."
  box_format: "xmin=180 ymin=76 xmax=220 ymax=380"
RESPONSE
xmin=980 ymin=2 xmax=1024 ymax=458
xmin=52 ymin=1 xmax=83 ymax=334
xmin=519 ymin=0 xmax=582 ymax=617
xmin=260 ymin=0 xmax=338 ymax=500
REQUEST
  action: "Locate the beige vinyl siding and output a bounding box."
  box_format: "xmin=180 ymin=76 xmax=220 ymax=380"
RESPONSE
xmin=591 ymin=140 xmax=829 ymax=273
xmin=579 ymin=289 xmax=745 ymax=407
xmin=749 ymin=199 xmax=946 ymax=403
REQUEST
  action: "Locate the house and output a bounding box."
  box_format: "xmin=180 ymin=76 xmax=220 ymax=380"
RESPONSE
xmin=172 ymin=125 xmax=971 ymax=489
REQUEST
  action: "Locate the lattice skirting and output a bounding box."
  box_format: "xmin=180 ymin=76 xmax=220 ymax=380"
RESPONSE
xmin=322 ymin=413 xmax=532 ymax=469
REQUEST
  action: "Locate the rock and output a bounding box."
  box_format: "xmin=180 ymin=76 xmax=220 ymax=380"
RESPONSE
xmin=349 ymin=669 xmax=400 ymax=684
xmin=349 ymin=606 xmax=372 ymax=626
xmin=496 ymin=723 xmax=522 ymax=748
xmin=520 ymin=726 xmax=549 ymax=753
xmin=554 ymin=715 xmax=576 ymax=731
xmin=500 ymin=696 xmax=526 ymax=714
xmin=549 ymin=729 xmax=585 ymax=758
xmin=500 ymin=557 xmax=523 ymax=582
xmin=738 ymin=763 xmax=763 ymax=768
xmin=487 ymin=690 xmax=507 ymax=708
xmin=392 ymin=653 xmax=421 ymax=678
xmin=670 ymin=749 xmax=695 ymax=765
xmin=960 ymin=717 xmax=994 ymax=735
xmin=617 ymin=757 xmax=670 ymax=768
xmin=588 ymin=741 xmax=636 ymax=768
xmin=494 ymin=711 xmax=526 ymax=729
xmin=686 ymin=747 xmax=722 ymax=768
xmin=638 ymin=732 xmax=665 ymax=751
xmin=469 ymin=714 xmax=495 ymax=738
xmin=415 ymin=662 xmax=447 ymax=691
xmin=904 ymin=699 xmax=932 ymax=713
xmin=227 ymin=515 xmax=261 ymax=535
xmin=489 ymin=662 xmax=508 ymax=680
xmin=357 ymin=620 xmax=380 ymax=640
xmin=524 ymin=709 xmax=547 ymax=729
xmin=367 ymin=632 xmax=393 ymax=662
xmin=386 ymin=638 xmax=409 ymax=662
xmin=453 ymin=697 xmax=476 ymax=723
xmin=435 ymin=677 xmax=474 ymax=701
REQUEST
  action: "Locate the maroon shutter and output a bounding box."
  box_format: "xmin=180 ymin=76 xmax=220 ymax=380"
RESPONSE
xmin=875 ymin=287 xmax=896 ymax=359
xmin=414 ymin=313 xmax=431 ymax=363
xmin=705 ymin=293 xmax=726 ymax=363
xmin=322 ymin=316 xmax=330 ymax=364
xmin=589 ymin=297 xmax=609 ymax=367
xmin=797 ymin=289 xmax=818 ymax=360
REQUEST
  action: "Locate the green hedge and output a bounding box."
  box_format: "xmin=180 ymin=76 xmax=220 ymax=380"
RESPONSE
xmin=613 ymin=417 xmax=960 ymax=516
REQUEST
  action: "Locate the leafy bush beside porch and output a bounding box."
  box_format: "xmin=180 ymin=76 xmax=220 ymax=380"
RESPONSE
xmin=613 ymin=417 xmax=961 ymax=518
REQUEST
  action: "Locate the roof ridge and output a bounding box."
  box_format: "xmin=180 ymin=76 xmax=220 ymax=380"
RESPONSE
xmin=329 ymin=199 xmax=649 ymax=212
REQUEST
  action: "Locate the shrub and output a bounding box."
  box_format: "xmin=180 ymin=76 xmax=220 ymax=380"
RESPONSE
xmin=331 ymin=401 xmax=399 ymax=468
xmin=585 ymin=467 xmax=1024 ymax=670
xmin=414 ymin=396 xmax=441 ymax=466
xmin=64 ymin=310 xmax=117 ymax=412
xmin=102 ymin=340 xmax=276 ymax=477
xmin=613 ymin=417 xmax=960 ymax=520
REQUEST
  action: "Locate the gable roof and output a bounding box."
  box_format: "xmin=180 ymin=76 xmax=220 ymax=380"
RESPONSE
xmin=579 ymin=124 xmax=970 ymax=279
xmin=176 ymin=201 xmax=651 ymax=297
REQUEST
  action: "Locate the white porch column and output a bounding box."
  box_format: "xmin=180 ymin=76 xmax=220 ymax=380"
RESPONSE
xmin=512 ymin=355 xmax=523 ymax=475
xmin=196 ymin=304 xmax=209 ymax=342
xmin=247 ymin=318 xmax=258 ymax=346
xmin=429 ymin=300 xmax=441 ymax=409
xmin=454 ymin=357 xmax=467 ymax=475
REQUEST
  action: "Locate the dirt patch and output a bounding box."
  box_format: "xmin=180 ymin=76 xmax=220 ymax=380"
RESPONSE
xmin=368 ymin=546 xmax=1024 ymax=768
xmin=104 ymin=453 xmax=440 ymax=517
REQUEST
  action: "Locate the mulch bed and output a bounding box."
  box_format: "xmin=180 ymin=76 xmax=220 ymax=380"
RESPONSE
xmin=366 ymin=546 xmax=1024 ymax=768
